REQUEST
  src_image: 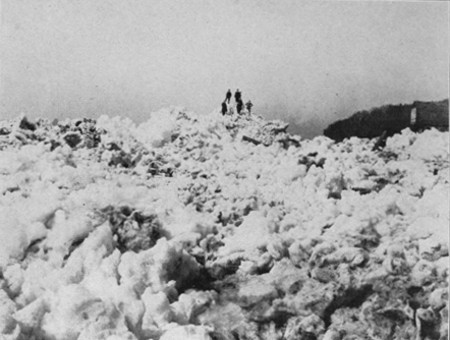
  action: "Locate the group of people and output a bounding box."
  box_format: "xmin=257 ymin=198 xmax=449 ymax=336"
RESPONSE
xmin=221 ymin=89 xmax=253 ymax=116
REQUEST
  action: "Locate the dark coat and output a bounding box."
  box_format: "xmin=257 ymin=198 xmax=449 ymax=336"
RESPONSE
xmin=221 ymin=102 xmax=228 ymax=115
xmin=236 ymin=100 xmax=243 ymax=114
xmin=234 ymin=90 xmax=242 ymax=102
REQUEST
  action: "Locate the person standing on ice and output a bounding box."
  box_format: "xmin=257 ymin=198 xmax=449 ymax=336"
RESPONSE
xmin=234 ymin=89 xmax=242 ymax=103
xmin=225 ymin=89 xmax=232 ymax=104
xmin=245 ymin=100 xmax=253 ymax=113
xmin=221 ymin=102 xmax=228 ymax=116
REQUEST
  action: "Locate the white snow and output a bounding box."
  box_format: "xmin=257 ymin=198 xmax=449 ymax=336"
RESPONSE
xmin=0 ymin=108 xmax=448 ymax=339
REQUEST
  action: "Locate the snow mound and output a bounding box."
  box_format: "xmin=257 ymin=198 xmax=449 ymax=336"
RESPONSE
xmin=0 ymin=109 xmax=448 ymax=339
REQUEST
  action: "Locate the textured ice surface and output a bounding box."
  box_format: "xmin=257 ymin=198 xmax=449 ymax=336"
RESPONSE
xmin=0 ymin=109 xmax=448 ymax=339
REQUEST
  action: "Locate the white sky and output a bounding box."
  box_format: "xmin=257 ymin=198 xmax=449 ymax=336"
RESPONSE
xmin=1 ymin=0 xmax=448 ymax=137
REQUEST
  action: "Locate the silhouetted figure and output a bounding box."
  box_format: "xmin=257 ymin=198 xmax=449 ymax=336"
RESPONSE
xmin=226 ymin=89 xmax=232 ymax=103
xmin=372 ymin=130 xmax=388 ymax=151
xmin=234 ymin=89 xmax=242 ymax=102
xmin=245 ymin=100 xmax=253 ymax=113
xmin=221 ymin=102 xmax=228 ymax=116
xmin=236 ymin=99 xmax=243 ymax=114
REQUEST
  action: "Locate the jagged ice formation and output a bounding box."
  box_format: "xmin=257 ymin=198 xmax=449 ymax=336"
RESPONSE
xmin=0 ymin=108 xmax=448 ymax=340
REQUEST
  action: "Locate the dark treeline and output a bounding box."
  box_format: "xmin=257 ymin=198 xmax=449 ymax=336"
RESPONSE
xmin=324 ymin=99 xmax=449 ymax=141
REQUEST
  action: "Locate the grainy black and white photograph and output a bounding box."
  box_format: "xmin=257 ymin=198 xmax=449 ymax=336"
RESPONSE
xmin=0 ymin=0 xmax=449 ymax=339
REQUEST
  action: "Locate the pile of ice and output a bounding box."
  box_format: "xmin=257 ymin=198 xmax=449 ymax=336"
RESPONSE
xmin=0 ymin=108 xmax=448 ymax=340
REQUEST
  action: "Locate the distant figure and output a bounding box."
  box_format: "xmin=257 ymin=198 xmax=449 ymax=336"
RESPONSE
xmin=236 ymin=99 xmax=243 ymax=114
xmin=221 ymin=102 xmax=228 ymax=116
xmin=372 ymin=130 xmax=388 ymax=151
xmin=245 ymin=100 xmax=253 ymax=113
xmin=234 ymin=89 xmax=242 ymax=102
xmin=226 ymin=89 xmax=232 ymax=103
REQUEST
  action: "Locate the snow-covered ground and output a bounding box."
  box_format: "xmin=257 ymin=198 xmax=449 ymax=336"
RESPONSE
xmin=0 ymin=108 xmax=448 ymax=340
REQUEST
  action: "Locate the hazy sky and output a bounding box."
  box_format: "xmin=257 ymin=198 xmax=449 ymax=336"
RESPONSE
xmin=1 ymin=0 xmax=448 ymax=137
